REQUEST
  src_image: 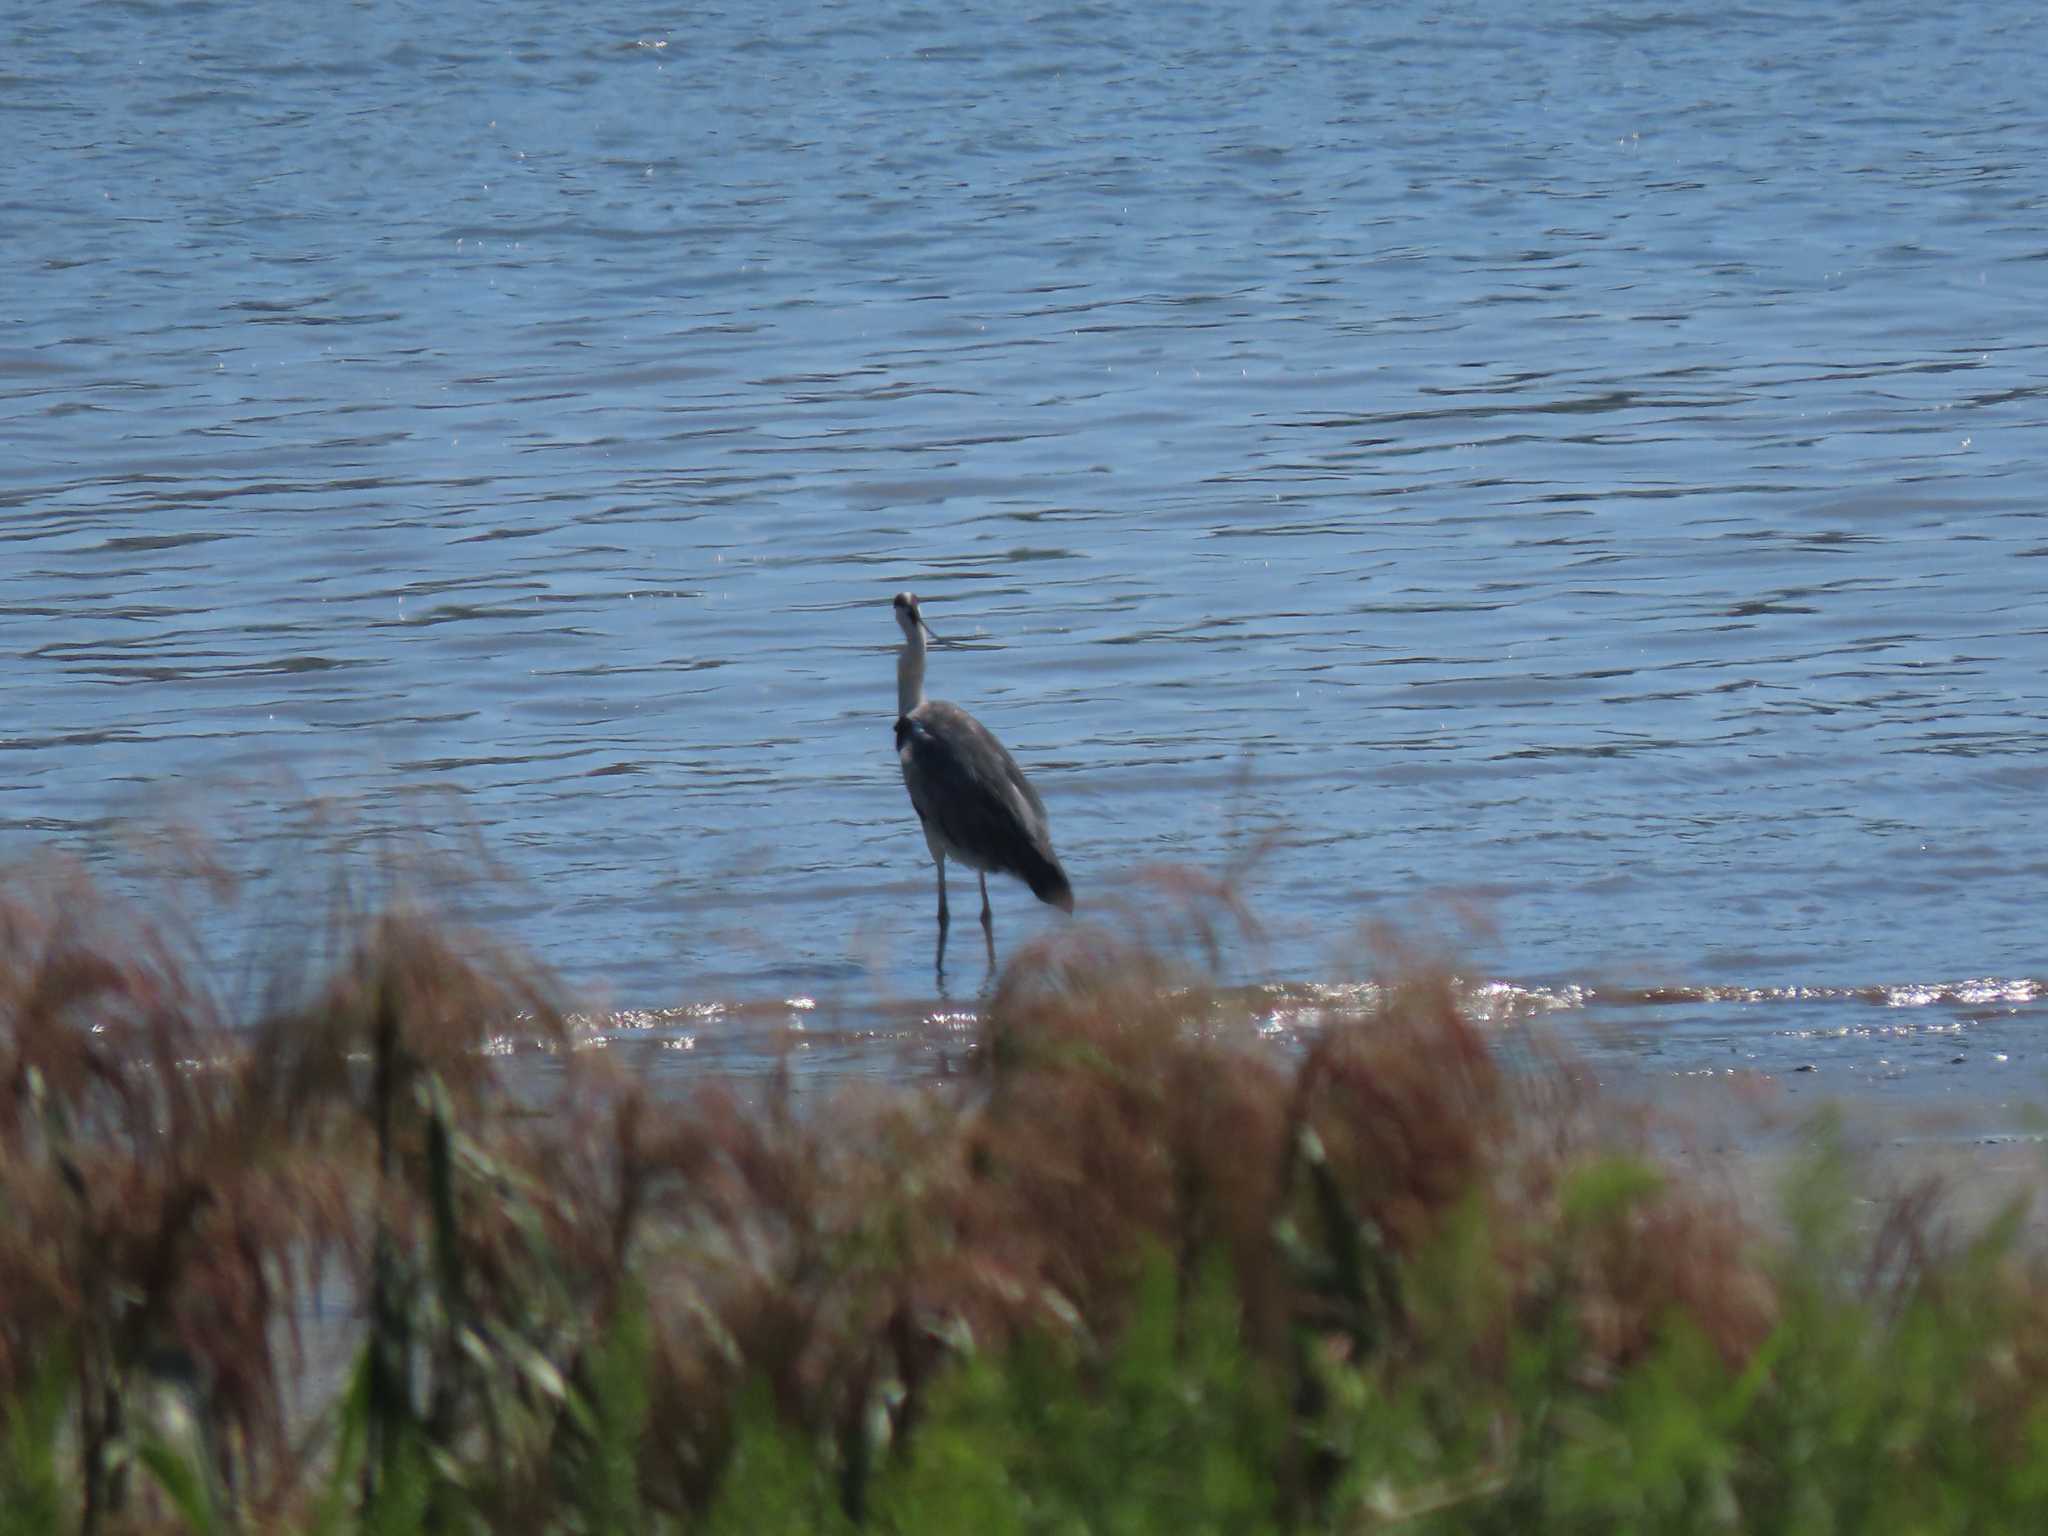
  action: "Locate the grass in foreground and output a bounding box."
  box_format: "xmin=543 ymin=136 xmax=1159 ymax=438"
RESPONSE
xmin=2 ymin=850 xmax=2047 ymax=1533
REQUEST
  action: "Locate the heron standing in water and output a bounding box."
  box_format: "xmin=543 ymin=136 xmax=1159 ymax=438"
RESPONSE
xmin=892 ymin=591 xmax=1072 ymax=970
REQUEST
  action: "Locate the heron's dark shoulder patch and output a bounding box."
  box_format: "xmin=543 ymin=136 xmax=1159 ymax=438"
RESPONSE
xmin=894 ymin=714 xmax=914 ymax=750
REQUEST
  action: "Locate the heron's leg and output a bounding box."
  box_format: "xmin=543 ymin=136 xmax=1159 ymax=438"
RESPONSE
xmin=933 ymin=853 xmax=949 ymax=971
xmin=978 ymin=872 xmax=993 ymax=932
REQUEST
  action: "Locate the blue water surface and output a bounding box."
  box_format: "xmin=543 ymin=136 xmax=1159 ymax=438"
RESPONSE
xmin=4 ymin=0 xmax=2047 ymax=1098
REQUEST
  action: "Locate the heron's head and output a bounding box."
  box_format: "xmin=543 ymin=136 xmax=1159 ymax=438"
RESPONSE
xmin=892 ymin=590 xmax=935 ymax=643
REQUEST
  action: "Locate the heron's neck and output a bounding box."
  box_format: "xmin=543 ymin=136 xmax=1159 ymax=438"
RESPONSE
xmin=896 ymin=633 xmax=926 ymax=717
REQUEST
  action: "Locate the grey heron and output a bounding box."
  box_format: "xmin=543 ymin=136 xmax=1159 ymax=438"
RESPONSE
xmin=892 ymin=591 xmax=1072 ymax=968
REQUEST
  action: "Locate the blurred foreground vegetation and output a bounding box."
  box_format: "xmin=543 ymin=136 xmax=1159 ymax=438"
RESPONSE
xmin=4 ymin=851 xmax=2048 ymax=1534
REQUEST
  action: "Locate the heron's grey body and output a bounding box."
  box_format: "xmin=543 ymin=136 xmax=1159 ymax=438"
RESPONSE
xmin=892 ymin=592 xmax=1072 ymax=964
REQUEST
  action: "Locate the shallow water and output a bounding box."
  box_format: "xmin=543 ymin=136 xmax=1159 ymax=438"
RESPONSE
xmin=6 ymin=0 xmax=2047 ymax=1101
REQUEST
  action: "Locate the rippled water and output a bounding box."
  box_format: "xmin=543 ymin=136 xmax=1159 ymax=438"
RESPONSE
xmin=6 ymin=0 xmax=2047 ymax=1100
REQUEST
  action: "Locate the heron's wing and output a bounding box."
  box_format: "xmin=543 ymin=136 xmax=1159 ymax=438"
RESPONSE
xmin=999 ymin=734 xmax=1049 ymax=823
xmin=898 ymin=701 xmax=1055 ymax=869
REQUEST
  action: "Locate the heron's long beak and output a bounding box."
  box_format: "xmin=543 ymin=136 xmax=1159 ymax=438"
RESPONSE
xmin=915 ymin=612 xmax=943 ymax=643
